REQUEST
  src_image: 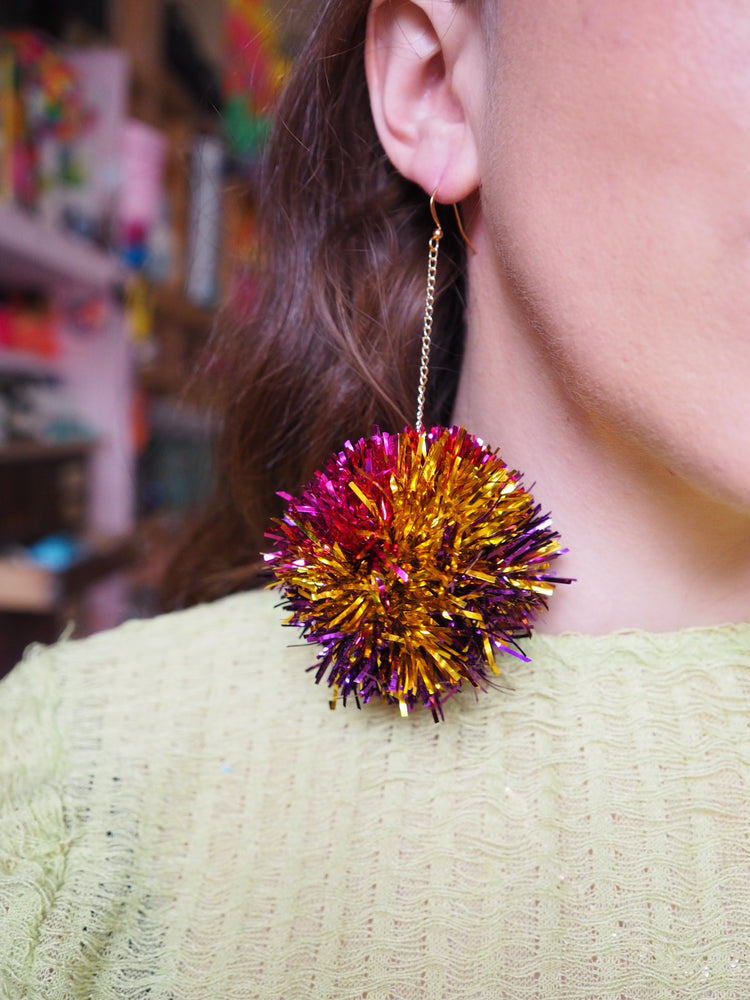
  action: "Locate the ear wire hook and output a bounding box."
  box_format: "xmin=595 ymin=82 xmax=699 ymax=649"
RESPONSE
xmin=429 ymin=190 xmax=477 ymax=255
xmin=417 ymin=192 xmax=477 ymax=433
xmin=429 ymin=190 xmax=444 ymax=234
xmin=453 ymin=203 xmax=477 ymax=256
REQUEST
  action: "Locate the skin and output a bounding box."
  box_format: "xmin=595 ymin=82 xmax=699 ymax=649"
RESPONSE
xmin=367 ymin=0 xmax=750 ymax=632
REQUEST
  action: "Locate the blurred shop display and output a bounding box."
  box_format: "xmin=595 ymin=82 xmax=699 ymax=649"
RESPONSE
xmin=223 ymin=0 xmax=289 ymax=162
xmin=0 ymin=31 xmax=94 ymax=213
xmin=0 ymin=0 xmax=300 ymax=674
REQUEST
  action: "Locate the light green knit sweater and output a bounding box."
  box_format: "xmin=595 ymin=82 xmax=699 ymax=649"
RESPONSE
xmin=1 ymin=587 xmax=749 ymax=999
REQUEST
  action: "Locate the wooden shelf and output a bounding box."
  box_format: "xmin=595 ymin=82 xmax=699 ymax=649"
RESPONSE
xmin=0 ymin=349 xmax=58 ymax=378
xmin=138 ymin=365 xmax=183 ymax=396
xmin=0 ymin=534 xmax=136 ymax=614
xmin=0 ymin=202 xmax=124 ymax=294
xmin=153 ymin=286 xmax=215 ymax=336
xmin=0 ymin=439 xmax=97 ymax=464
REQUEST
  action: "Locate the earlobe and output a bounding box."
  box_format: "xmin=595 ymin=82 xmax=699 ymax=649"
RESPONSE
xmin=365 ymin=0 xmax=481 ymax=204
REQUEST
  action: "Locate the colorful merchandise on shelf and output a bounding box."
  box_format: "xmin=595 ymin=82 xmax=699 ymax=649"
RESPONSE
xmin=223 ymin=0 xmax=289 ymax=161
xmin=63 ymin=48 xmax=129 ymax=249
xmin=125 ymin=274 xmax=155 ymax=345
xmin=120 ymin=119 xmax=168 ymax=249
xmin=0 ymin=367 xmax=94 ymax=445
xmin=0 ymin=32 xmax=94 ymax=212
xmin=185 ymin=135 xmax=223 ymax=306
xmin=0 ymin=295 xmax=61 ymax=358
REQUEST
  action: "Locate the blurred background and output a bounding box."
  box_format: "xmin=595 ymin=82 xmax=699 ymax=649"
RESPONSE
xmin=0 ymin=0 xmax=313 ymax=674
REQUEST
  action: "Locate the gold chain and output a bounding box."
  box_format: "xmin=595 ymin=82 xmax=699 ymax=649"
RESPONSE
xmin=415 ymin=223 xmax=443 ymax=433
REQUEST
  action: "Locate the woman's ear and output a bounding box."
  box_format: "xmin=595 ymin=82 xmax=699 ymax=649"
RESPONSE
xmin=365 ymin=0 xmax=483 ymax=204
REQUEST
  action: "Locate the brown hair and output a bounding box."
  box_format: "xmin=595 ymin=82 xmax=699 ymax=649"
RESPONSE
xmin=161 ymin=0 xmax=472 ymax=609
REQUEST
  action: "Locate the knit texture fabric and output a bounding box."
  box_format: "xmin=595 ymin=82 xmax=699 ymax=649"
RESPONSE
xmin=1 ymin=587 xmax=749 ymax=999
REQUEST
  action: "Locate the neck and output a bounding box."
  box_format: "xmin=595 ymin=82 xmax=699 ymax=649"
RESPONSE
xmin=452 ymin=247 xmax=750 ymax=635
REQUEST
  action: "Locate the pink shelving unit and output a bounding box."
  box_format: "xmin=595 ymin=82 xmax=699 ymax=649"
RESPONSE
xmin=0 ymin=203 xmax=134 ymax=539
xmin=0 ymin=202 xmax=123 ymax=292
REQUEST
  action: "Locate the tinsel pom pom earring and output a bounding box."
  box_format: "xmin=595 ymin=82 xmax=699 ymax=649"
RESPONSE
xmin=264 ymin=193 xmax=571 ymax=722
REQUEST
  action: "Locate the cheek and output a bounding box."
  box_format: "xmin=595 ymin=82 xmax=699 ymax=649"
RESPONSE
xmin=478 ymin=0 xmax=750 ymax=503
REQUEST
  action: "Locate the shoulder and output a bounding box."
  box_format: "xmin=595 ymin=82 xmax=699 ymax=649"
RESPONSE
xmin=1 ymin=586 xmax=289 ymax=716
xmin=0 ymin=585 xmax=298 ymax=865
xmin=1 ymin=586 xmax=318 ymax=802
xmin=57 ymin=585 xmax=288 ymax=682
xmin=0 ymin=586 xmax=309 ymax=994
xmin=0 ymin=583 xmax=295 ymax=804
